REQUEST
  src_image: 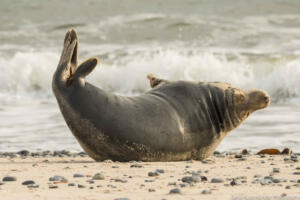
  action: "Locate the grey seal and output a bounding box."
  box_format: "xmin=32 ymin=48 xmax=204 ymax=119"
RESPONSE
xmin=52 ymin=30 xmax=270 ymax=161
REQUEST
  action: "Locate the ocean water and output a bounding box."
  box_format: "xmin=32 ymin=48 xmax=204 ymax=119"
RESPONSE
xmin=0 ymin=0 xmax=300 ymax=153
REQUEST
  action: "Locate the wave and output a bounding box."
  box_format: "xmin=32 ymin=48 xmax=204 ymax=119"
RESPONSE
xmin=0 ymin=48 xmax=299 ymax=103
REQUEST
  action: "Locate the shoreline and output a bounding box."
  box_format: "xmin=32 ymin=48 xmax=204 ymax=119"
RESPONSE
xmin=0 ymin=151 xmax=299 ymax=200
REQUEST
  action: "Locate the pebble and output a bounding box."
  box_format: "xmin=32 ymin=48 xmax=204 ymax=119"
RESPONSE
xmin=17 ymin=150 xmax=30 ymax=156
xmin=202 ymin=189 xmax=212 ymax=194
xmin=169 ymin=188 xmax=181 ymax=194
xmin=155 ymin=169 xmax=165 ymax=174
xmin=68 ymin=183 xmax=76 ymax=186
xmin=2 ymin=176 xmax=17 ymax=182
xmin=27 ymin=184 xmax=39 ymax=188
xmin=260 ymin=179 xmax=272 ymax=185
xmin=181 ymin=176 xmax=200 ymax=183
xmin=73 ymin=173 xmax=84 ymax=178
xmin=87 ymin=180 xmax=95 ymax=184
xmin=148 ymin=188 xmax=155 ymax=192
xmin=0 ymin=182 xmax=4 ymax=185
xmin=201 ymin=176 xmax=208 ymax=181
xmin=93 ymin=173 xmax=105 ymax=180
xmin=211 ymin=178 xmax=224 ymax=183
xmin=273 ymin=168 xmax=280 ymax=173
xmin=293 ymin=172 xmax=300 ymax=175
xmin=114 ymin=198 xmax=130 ymax=200
xmin=78 ymin=184 xmax=85 ymax=188
xmin=272 ymin=178 xmax=281 ymax=183
xmin=285 ymin=186 xmax=291 ymax=189
xmin=148 ymin=171 xmax=159 ymax=177
xmin=49 ymin=185 xmax=58 ymax=189
xmin=168 ymin=182 xmax=176 ymax=186
xmin=22 ymin=180 xmax=35 ymax=185
xmin=230 ymin=179 xmax=242 ymax=186
xmin=49 ymin=176 xmax=67 ymax=182
xmin=130 ymin=164 xmax=143 ymax=168
xmin=298 ymin=180 xmax=300 ymax=183
xmin=113 ymin=178 xmax=128 ymax=183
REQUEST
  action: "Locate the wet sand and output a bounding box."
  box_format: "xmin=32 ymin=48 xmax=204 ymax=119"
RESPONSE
xmin=0 ymin=152 xmax=299 ymax=200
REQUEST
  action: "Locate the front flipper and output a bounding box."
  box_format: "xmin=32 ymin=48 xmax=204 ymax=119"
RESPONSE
xmin=147 ymin=74 xmax=169 ymax=88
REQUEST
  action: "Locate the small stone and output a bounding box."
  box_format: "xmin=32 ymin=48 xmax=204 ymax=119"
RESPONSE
xmin=155 ymin=169 xmax=165 ymax=174
xmin=235 ymin=154 xmax=242 ymax=158
xmin=148 ymin=188 xmax=155 ymax=192
xmin=73 ymin=173 xmax=84 ymax=178
xmin=181 ymin=176 xmax=200 ymax=183
xmin=260 ymin=179 xmax=272 ymax=185
xmin=2 ymin=176 xmax=17 ymax=182
xmin=272 ymin=179 xmax=281 ymax=183
xmin=281 ymin=148 xmax=291 ymax=155
xmin=87 ymin=180 xmax=94 ymax=184
xmin=211 ymin=178 xmax=224 ymax=183
xmin=49 ymin=175 xmax=67 ymax=182
xmin=68 ymin=183 xmax=76 ymax=186
xmin=114 ymin=198 xmax=130 ymax=200
xmin=130 ymin=164 xmax=143 ymax=168
xmin=242 ymin=149 xmax=249 ymax=155
xmin=230 ymin=179 xmax=242 ymax=186
xmin=0 ymin=182 xmax=4 ymax=185
xmin=89 ymin=186 xmax=94 ymax=189
xmin=293 ymin=172 xmax=300 ymax=175
xmin=49 ymin=185 xmax=58 ymax=189
xmin=201 ymin=176 xmax=208 ymax=181
xmin=78 ymin=184 xmax=85 ymax=188
xmin=148 ymin=171 xmax=159 ymax=177
xmin=273 ymin=168 xmax=280 ymax=173
xmin=17 ymin=150 xmax=30 ymax=156
xmin=169 ymin=188 xmax=181 ymax=194
xmin=93 ymin=173 xmax=105 ymax=180
xmin=27 ymin=184 xmax=39 ymax=188
xmin=202 ymin=189 xmax=212 ymax=194
xmin=254 ymin=174 xmax=262 ymax=178
xmin=285 ymin=186 xmax=291 ymax=189
xmin=168 ymin=182 xmax=176 ymax=186
xmin=22 ymin=180 xmax=35 ymax=185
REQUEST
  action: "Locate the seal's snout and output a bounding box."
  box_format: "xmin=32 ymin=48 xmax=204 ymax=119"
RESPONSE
xmin=264 ymin=95 xmax=270 ymax=104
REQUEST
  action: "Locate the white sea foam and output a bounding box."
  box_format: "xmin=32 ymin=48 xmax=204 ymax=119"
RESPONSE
xmin=0 ymin=48 xmax=299 ymax=103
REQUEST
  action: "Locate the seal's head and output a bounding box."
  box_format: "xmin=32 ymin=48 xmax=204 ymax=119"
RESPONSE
xmin=233 ymin=88 xmax=270 ymax=121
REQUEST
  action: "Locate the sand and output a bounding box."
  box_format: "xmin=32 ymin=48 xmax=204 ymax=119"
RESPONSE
xmin=0 ymin=153 xmax=299 ymax=200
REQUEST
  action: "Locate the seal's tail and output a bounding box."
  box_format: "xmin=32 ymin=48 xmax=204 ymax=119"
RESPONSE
xmin=53 ymin=29 xmax=98 ymax=88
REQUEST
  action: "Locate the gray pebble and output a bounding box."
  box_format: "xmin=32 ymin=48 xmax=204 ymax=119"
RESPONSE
xmin=87 ymin=180 xmax=95 ymax=184
xmin=181 ymin=176 xmax=200 ymax=183
xmin=49 ymin=185 xmax=58 ymax=189
xmin=3 ymin=176 xmax=17 ymax=182
xmin=22 ymin=180 xmax=35 ymax=185
xmin=254 ymin=174 xmax=262 ymax=178
xmin=148 ymin=171 xmax=159 ymax=177
xmin=272 ymin=179 xmax=281 ymax=183
xmin=298 ymin=180 xmax=300 ymax=183
xmin=273 ymin=168 xmax=280 ymax=173
xmin=230 ymin=179 xmax=242 ymax=186
xmin=114 ymin=198 xmax=130 ymax=200
xmin=260 ymin=179 xmax=272 ymax=185
xmin=49 ymin=176 xmax=67 ymax=182
xmin=78 ymin=184 xmax=85 ymax=188
xmin=202 ymin=189 xmax=212 ymax=194
xmin=201 ymin=176 xmax=208 ymax=181
xmin=130 ymin=164 xmax=143 ymax=168
xmin=285 ymin=186 xmax=291 ymax=189
xmin=93 ymin=173 xmax=105 ymax=180
xmin=68 ymin=183 xmax=76 ymax=186
xmin=169 ymin=188 xmax=181 ymax=194
xmin=155 ymin=169 xmax=165 ymax=174
xmin=168 ymin=182 xmax=176 ymax=186
xmin=148 ymin=188 xmax=156 ymax=192
xmin=73 ymin=173 xmax=84 ymax=178
xmin=293 ymin=172 xmax=300 ymax=175
xmin=211 ymin=178 xmax=224 ymax=183
xmin=0 ymin=182 xmax=4 ymax=185
xmin=27 ymin=184 xmax=39 ymax=188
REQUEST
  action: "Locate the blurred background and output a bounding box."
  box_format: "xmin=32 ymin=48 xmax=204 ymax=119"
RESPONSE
xmin=0 ymin=0 xmax=299 ymax=153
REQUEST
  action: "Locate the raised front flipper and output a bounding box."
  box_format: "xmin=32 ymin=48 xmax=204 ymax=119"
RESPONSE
xmin=147 ymin=74 xmax=169 ymax=88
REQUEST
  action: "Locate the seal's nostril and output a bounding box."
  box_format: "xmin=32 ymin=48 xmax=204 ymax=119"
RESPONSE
xmin=264 ymin=96 xmax=270 ymax=103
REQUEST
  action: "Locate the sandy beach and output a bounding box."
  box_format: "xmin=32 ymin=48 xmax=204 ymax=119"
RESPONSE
xmin=0 ymin=151 xmax=299 ymax=200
